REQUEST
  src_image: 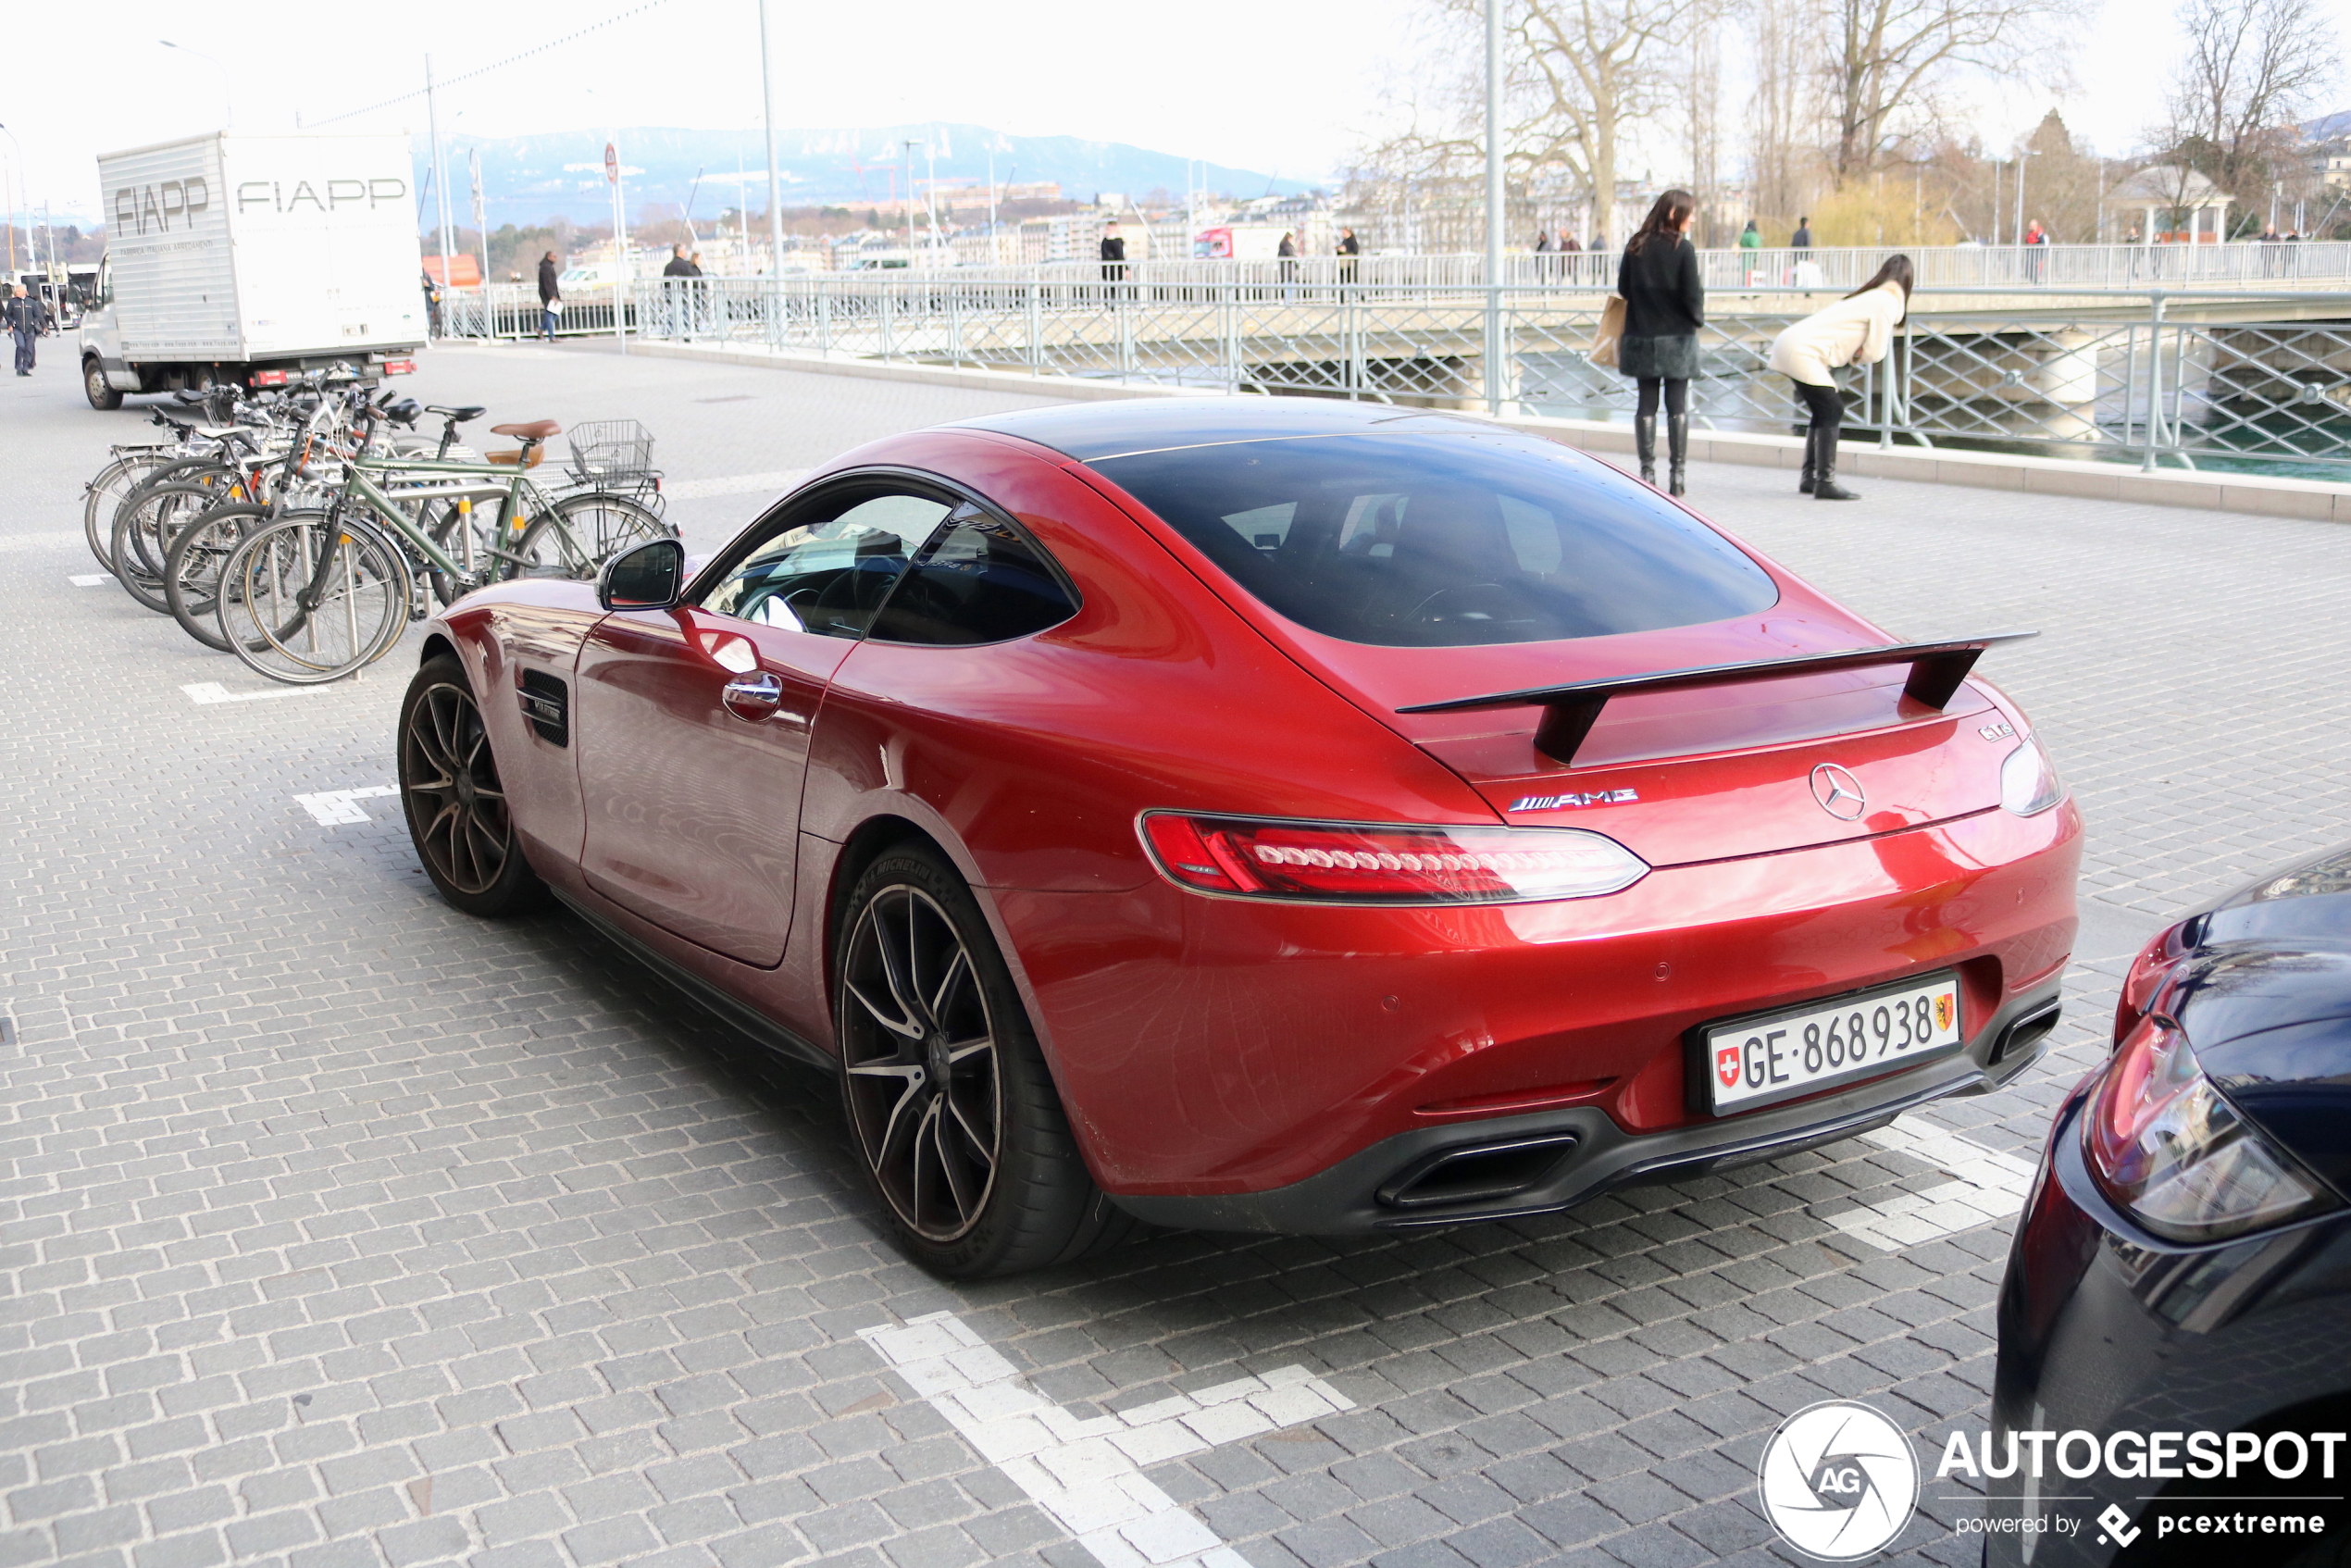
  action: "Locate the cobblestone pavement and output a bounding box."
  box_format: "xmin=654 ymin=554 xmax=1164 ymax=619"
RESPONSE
xmin=5 ymin=340 xmax=2349 ymax=1568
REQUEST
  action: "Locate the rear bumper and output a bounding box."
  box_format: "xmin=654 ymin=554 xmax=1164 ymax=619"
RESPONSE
xmin=1110 ymin=978 xmax=2060 ymax=1234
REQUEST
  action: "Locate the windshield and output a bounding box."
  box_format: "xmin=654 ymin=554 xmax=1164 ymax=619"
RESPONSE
xmin=1088 ymin=432 xmax=1779 ymax=647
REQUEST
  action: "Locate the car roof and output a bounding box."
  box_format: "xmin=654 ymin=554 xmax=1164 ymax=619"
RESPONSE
xmin=950 ymin=397 xmax=1494 ymax=462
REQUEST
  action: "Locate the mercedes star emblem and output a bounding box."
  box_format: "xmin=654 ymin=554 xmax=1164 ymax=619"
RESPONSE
xmin=1810 ymin=763 xmax=1867 ymax=821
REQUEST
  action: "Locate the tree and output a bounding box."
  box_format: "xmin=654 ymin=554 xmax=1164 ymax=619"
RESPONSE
xmin=1355 ymin=0 xmax=1690 ymax=249
xmin=1822 ymin=0 xmax=2083 ymax=185
xmin=2156 ymin=0 xmax=2338 ymax=226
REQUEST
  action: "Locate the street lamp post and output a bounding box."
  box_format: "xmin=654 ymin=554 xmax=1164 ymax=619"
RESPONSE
xmin=757 ymin=0 xmax=786 ymax=342
xmin=0 ymin=124 xmax=22 ymax=278
xmin=158 ymin=41 xmax=233 ymax=131
xmin=1484 ymin=0 xmax=1503 ymax=413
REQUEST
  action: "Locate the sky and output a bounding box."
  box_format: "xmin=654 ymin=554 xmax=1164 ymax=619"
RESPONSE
xmin=5 ymin=0 xmax=2346 ymax=225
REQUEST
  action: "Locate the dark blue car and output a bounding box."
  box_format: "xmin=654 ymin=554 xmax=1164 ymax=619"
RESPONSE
xmin=1987 ymin=845 xmax=2351 ymax=1564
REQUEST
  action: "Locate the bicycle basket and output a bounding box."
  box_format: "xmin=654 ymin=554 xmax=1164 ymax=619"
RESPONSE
xmin=566 ymin=419 xmax=655 ymax=483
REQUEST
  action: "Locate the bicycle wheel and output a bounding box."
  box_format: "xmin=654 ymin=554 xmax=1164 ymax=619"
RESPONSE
xmin=83 ymin=452 xmax=169 ymax=573
xmin=111 ymin=481 xmax=233 ymax=614
xmin=162 ymin=501 xmax=270 ymax=652
xmin=217 ymin=512 xmax=414 ymax=685
xmin=509 ymin=492 xmax=672 ymax=580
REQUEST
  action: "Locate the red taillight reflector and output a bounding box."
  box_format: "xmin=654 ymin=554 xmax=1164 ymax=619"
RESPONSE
xmin=249 ymin=370 xmax=290 ymax=387
xmin=381 ymin=359 xmax=417 ymax=375
xmin=1138 ymin=813 xmax=1647 ymax=904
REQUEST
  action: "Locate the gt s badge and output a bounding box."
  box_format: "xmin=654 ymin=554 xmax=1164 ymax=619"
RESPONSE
xmin=1511 ymin=788 xmax=1638 ymax=812
xmin=1979 ymin=722 xmax=2016 ymax=741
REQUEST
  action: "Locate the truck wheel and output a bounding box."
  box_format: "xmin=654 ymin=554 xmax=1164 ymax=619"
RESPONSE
xmin=83 ymin=359 xmax=122 ymax=411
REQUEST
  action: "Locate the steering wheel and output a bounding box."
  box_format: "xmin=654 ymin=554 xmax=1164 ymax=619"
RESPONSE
xmin=1404 ymin=582 xmax=1515 ymax=626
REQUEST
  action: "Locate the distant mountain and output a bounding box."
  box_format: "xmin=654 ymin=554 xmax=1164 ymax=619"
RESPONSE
xmin=2305 ymin=110 xmax=2351 ymax=143
xmin=416 ymin=125 xmax=1312 ymax=229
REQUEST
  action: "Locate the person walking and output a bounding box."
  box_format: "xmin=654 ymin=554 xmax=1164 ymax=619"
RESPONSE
xmin=420 ymin=269 xmax=444 ymax=339
xmin=1277 ymin=230 xmax=1299 ymax=290
xmin=662 ymin=244 xmax=694 ymax=278
xmin=1099 ymin=221 xmax=1127 ymax=285
xmin=1790 ymin=216 xmax=1813 ymax=257
xmin=1738 ymin=218 xmax=1760 ymax=251
xmin=1616 ymin=189 xmax=1705 ymax=495
xmin=537 ymin=251 xmax=562 ymax=342
xmin=5 ymin=284 xmax=48 ymax=375
xmin=1336 ymin=227 xmax=1360 ymax=285
xmin=1766 ymin=255 xmax=1911 ymax=502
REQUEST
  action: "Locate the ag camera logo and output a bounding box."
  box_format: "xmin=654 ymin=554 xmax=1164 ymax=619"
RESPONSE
xmin=1758 ymin=1400 xmax=1920 ymax=1560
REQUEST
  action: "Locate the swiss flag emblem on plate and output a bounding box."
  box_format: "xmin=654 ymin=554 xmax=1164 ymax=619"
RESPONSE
xmin=1716 ymin=1044 xmax=1742 ymax=1089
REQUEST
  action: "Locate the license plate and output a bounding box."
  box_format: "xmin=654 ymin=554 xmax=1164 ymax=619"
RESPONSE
xmin=1701 ymin=974 xmax=1962 ymax=1114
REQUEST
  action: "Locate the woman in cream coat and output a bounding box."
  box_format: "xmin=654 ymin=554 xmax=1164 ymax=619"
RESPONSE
xmin=1766 ymin=255 xmax=1914 ymax=501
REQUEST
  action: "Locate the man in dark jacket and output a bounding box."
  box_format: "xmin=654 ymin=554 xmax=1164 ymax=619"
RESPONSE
xmin=1791 ymin=217 xmax=1813 ymax=256
xmin=662 ymin=244 xmax=694 ymax=277
xmin=1337 ymin=227 xmax=1360 ymax=285
xmin=537 ymin=252 xmax=561 ymax=341
xmin=5 ymin=285 xmax=48 ymax=375
xmin=1099 ymin=222 xmax=1126 ymax=285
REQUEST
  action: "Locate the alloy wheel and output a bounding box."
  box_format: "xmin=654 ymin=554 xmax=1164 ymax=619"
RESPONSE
xmin=400 ymin=680 xmax=515 ymax=895
xmin=840 ymin=885 xmax=1003 ymax=1241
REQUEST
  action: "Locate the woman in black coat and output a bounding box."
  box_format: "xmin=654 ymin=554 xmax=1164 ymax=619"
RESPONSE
xmin=1615 ymin=189 xmax=1704 ymax=494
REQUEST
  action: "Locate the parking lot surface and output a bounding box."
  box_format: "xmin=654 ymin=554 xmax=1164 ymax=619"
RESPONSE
xmin=5 ymin=340 xmax=2348 ymax=1568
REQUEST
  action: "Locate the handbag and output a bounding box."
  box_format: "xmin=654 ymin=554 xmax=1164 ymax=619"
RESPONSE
xmin=1588 ymin=294 xmax=1625 ymax=368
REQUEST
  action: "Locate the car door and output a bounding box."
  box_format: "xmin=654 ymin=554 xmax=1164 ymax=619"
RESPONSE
xmin=572 ymin=480 xmax=952 ymax=966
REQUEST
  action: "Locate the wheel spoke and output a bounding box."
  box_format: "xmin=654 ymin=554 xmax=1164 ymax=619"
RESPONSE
xmin=944 ymin=1035 xmax=992 ymax=1065
xmin=932 ymin=1110 xmax=978 ymax=1221
xmin=928 ymin=947 xmax=971 ymax=1024
xmin=845 ymin=978 xmax=922 ymax=1039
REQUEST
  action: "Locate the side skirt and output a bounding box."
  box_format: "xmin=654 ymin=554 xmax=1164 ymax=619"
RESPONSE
xmin=548 ymin=885 xmax=834 ymax=1073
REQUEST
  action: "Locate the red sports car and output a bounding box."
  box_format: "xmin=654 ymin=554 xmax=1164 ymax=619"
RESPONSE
xmin=399 ymin=398 xmax=2081 ymax=1278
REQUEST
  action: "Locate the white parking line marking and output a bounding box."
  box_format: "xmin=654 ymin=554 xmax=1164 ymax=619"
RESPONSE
xmin=294 ymin=786 xmax=399 ymax=827
xmin=862 ymin=1311 xmax=1353 ymax=1568
xmin=1827 ymin=1114 xmax=2037 ymax=1252
xmin=68 ymin=574 xmax=112 ymax=587
xmin=182 ymin=681 xmax=329 ymax=705
xmin=664 ymin=468 xmax=807 ymax=500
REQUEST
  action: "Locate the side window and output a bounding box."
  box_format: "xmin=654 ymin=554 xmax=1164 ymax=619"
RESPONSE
xmin=866 ymin=506 xmax=1079 ymax=646
xmin=701 ymin=489 xmax=950 ymax=638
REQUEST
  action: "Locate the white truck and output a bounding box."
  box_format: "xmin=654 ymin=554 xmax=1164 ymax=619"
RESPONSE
xmin=80 ymin=131 xmax=427 ymax=409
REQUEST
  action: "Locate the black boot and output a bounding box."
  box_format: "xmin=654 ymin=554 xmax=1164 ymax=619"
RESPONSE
xmin=1666 ymin=413 xmax=1689 ymax=496
xmin=1635 ymin=414 xmax=1658 ymax=485
xmin=1799 ymin=429 xmax=1818 ymax=494
xmin=1814 ymin=432 xmax=1860 ymax=500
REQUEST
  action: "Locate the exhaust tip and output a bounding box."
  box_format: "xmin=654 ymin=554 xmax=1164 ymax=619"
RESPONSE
xmin=1376 ymin=1132 xmax=1582 ymax=1211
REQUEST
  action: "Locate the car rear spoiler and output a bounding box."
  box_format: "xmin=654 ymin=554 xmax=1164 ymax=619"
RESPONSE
xmin=1396 ymin=631 xmax=2037 ymax=765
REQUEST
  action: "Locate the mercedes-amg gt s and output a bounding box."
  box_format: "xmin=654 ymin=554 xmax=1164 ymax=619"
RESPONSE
xmin=397 ymin=398 xmax=2080 ymax=1277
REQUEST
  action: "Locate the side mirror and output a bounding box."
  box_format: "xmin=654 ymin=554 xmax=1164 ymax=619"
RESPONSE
xmin=598 ymin=538 xmax=687 ymax=611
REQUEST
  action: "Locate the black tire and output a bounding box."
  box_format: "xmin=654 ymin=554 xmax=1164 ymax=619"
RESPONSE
xmin=397 ymin=654 xmax=550 ymax=917
xmin=162 ymin=501 xmax=267 ymax=651
xmin=83 ymin=358 xmax=122 ymax=410
xmin=835 ymin=843 xmax=1136 ymax=1278
xmin=111 ymin=480 xmax=230 ymax=613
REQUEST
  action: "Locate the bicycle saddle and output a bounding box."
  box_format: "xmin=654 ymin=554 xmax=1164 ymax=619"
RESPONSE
xmin=491 ymin=419 xmax=562 ymax=441
xmin=428 ymin=404 xmax=487 ymax=423
xmin=380 ymin=398 xmax=423 ymax=425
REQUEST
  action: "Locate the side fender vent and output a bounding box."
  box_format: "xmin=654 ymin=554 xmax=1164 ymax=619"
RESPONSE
xmin=517 ymin=670 xmax=569 ymax=746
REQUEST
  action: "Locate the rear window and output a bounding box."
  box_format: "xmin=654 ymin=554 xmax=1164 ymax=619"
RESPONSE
xmin=1090 ymin=432 xmax=1778 ymax=646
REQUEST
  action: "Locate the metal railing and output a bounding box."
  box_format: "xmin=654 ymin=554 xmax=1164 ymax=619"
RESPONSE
xmin=435 ymin=275 xmax=2351 ymax=479
xmin=442 ymin=242 xmax=2351 ymax=317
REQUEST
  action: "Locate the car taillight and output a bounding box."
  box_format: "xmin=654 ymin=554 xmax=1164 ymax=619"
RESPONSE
xmin=381 ymin=359 xmax=416 ymax=375
xmin=2082 ymin=1016 xmax=2338 ymax=1242
xmin=249 ymin=370 xmax=290 ymax=388
xmin=1139 ymin=813 xmax=1648 ymax=904
xmin=1998 ymin=733 xmax=2065 ymax=815
xmin=2112 ymin=923 xmax=2185 ymax=1043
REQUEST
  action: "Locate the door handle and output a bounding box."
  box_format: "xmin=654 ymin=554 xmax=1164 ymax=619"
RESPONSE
xmin=721 ymin=671 xmax=784 ymax=721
